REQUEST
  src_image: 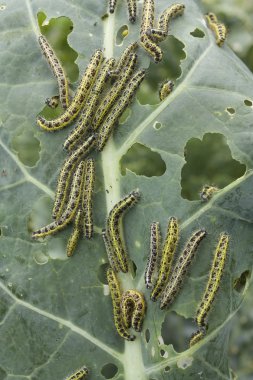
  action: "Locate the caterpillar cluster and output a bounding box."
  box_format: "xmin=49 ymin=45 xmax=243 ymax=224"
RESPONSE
xmin=205 ymin=12 xmax=227 ymax=47
xmin=108 ymin=0 xmax=137 ymax=23
xmin=34 ymin=42 xmax=146 ymax=256
xmin=102 ymin=190 xmax=141 ymax=273
xmin=144 ymin=220 xmax=206 ymax=309
xmin=139 ymin=2 xmax=185 ymax=63
xmin=107 ymin=267 xmax=146 ymax=340
xmin=190 ymin=233 xmax=229 ymax=347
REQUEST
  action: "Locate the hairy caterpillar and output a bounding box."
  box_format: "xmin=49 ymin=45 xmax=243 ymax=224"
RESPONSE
xmin=195 ymin=232 xmax=229 ymax=328
xmin=32 ymin=161 xmax=85 ymax=239
xmin=151 ymin=217 xmax=179 ymax=301
xmin=102 ymin=229 xmax=120 ymax=272
xmin=109 ymin=0 xmax=118 ymax=13
xmin=139 ymin=33 xmax=163 ymax=63
xmin=37 ymin=49 xmax=103 ymax=131
xmin=200 ymin=185 xmax=219 ymax=202
xmin=65 ymin=365 xmax=89 ymax=380
xmin=160 ymin=229 xmax=207 ymax=309
xmin=127 ymin=0 xmax=137 ymax=23
xmin=66 ymin=209 xmax=83 ymax=257
xmin=93 ymin=53 xmax=137 ymax=131
xmin=121 ymin=289 xmax=146 ymax=332
xmin=52 ymin=134 xmax=96 ymax=219
xmin=189 ymin=328 xmax=206 ymax=347
xmin=97 ymin=69 xmax=145 ymax=151
xmin=144 ymin=222 xmax=161 ymax=289
xmin=82 ymin=158 xmax=95 ymax=239
xmin=205 ymin=13 xmax=227 ymax=47
xmin=106 ymin=190 xmax=141 ymax=273
xmin=159 ymin=80 xmax=174 ymax=101
xmin=38 ymin=35 xmax=70 ymax=110
xmin=63 ymin=58 xmax=115 ymax=151
xmin=106 ymin=267 xmax=135 ymax=341
xmin=149 ymin=3 xmax=185 ymax=41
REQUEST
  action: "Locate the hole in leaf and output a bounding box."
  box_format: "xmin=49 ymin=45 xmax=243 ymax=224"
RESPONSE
xmin=226 ymin=107 xmax=235 ymax=114
xmin=120 ymin=143 xmax=166 ymax=177
xmin=164 ymin=366 xmax=170 ymax=373
xmin=37 ymin=12 xmax=79 ymax=83
xmin=244 ymin=99 xmax=252 ymax=107
xmin=98 ymin=263 xmax=110 ymax=285
xmin=190 ymin=28 xmax=205 ymax=38
xmin=101 ymin=363 xmax=118 ymax=379
xmin=0 ymin=4 xmax=6 ymax=11
xmin=131 ymin=260 xmax=137 ymax=277
xmin=116 ymin=25 xmax=129 ymax=45
xmin=233 ymin=270 xmax=251 ymax=293
xmin=181 ymin=133 xmax=246 ymax=201
xmin=154 ymin=121 xmax=162 ymax=130
xmin=119 ymin=108 xmax=131 ymax=124
xmin=161 ymin=311 xmax=195 ymax=353
xmin=137 ymin=36 xmax=185 ymax=105
xmin=12 ymin=129 xmax=40 ymax=167
xmin=145 ymin=329 xmax=150 ymax=343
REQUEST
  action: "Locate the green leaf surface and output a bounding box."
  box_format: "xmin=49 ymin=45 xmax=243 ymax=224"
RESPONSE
xmin=1 ymin=0 xmax=253 ymax=379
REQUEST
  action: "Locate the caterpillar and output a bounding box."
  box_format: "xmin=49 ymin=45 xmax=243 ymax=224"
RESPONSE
xmin=109 ymin=0 xmax=118 ymax=13
xmin=189 ymin=328 xmax=206 ymax=347
xmin=38 ymin=35 xmax=70 ymax=110
xmin=102 ymin=229 xmax=120 ymax=272
xmin=63 ymin=58 xmax=115 ymax=151
xmin=195 ymin=232 xmax=229 ymax=328
xmin=205 ymin=13 xmax=227 ymax=47
xmin=121 ymin=289 xmax=146 ymax=332
xmin=106 ymin=190 xmax=141 ymax=273
xmin=151 ymin=217 xmax=179 ymax=301
xmin=65 ymin=365 xmax=89 ymax=380
xmin=140 ymin=0 xmax=155 ymax=36
xmin=160 ymin=229 xmax=207 ymax=310
xmin=32 ymin=161 xmax=85 ymax=239
xmin=45 ymin=95 xmax=60 ymax=109
xmin=127 ymin=0 xmax=137 ymax=23
xmin=97 ymin=69 xmax=145 ymax=151
xmin=106 ymin=267 xmax=135 ymax=341
xmin=81 ymin=158 xmax=95 ymax=239
xmin=159 ymin=80 xmax=174 ymax=101
xmin=66 ymin=209 xmax=83 ymax=257
xmin=144 ymin=222 xmax=161 ymax=289
xmin=93 ymin=53 xmax=137 ymax=131
xmin=112 ymin=42 xmax=138 ymax=76
xmin=200 ymin=185 xmax=219 ymax=202
xmin=52 ymin=134 xmax=96 ymax=219
xmin=139 ymin=33 xmax=163 ymax=63
xmin=37 ymin=49 xmax=103 ymax=131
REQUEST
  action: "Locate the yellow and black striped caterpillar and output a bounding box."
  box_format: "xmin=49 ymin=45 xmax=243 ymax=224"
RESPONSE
xmin=38 ymin=35 xmax=70 ymax=110
xmin=37 ymin=49 xmax=103 ymax=131
xmin=81 ymin=158 xmax=95 ymax=239
xmin=151 ymin=217 xmax=179 ymax=301
xmin=160 ymin=229 xmax=207 ymax=309
xmin=145 ymin=222 xmax=161 ymax=289
xmin=66 ymin=209 xmax=83 ymax=257
xmin=106 ymin=190 xmax=141 ymax=273
xmin=205 ymin=12 xmax=227 ymax=47
xmin=200 ymin=185 xmax=219 ymax=202
xmin=159 ymin=80 xmax=174 ymax=101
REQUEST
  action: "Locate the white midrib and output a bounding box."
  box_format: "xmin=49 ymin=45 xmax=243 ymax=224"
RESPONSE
xmin=102 ymin=14 xmax=147 ymax=380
